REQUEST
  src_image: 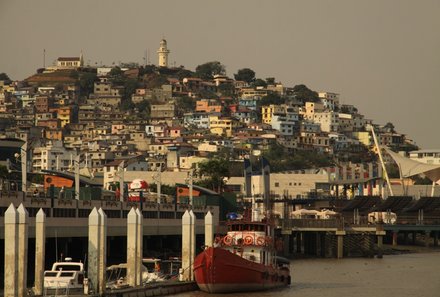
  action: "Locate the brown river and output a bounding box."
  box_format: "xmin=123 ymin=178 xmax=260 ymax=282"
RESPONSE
xmin=175 ymin=251 xmax=440 ymax=297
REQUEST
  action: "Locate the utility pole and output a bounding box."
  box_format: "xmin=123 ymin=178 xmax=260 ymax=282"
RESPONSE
xmin=75 ymin=155 xmax=80 ymax=200
xmin=21 ymin=141 xmax=27 ymax=194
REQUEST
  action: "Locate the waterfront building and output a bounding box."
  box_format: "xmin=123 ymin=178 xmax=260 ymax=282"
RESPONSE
xmin=409 ymin=149 xmax=440 ymax=165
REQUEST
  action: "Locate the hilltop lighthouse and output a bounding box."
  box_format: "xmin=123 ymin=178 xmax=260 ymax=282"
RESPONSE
xmin=157 ymin=39 xmax=170 ymax=67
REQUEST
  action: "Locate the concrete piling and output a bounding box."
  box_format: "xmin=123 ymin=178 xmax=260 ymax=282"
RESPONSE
xmin=336 ymin=231 xmax=345 ymax=259
xmin=4 ymin=203 xmax=18 ymax=297
xmin=127 ymin=208 xmax=138 ymax=287
xmin=181 ymin=210 xmax=194 ymax=281
xmin=392 ymin=231 xmax=398 ymax=246
xmin=88 ymin=207 xmax=101 ymax=293
xmin=204 ymin=211 xmax=213 ymax=248
xmin=425 ymin=231 xmax=430 ymax=247
xmin=34 ymin=208 xmax=46 ymax=296
xmin=98 ymin=208 xmax=107 ymax=295
xmin=135 ymin=208 xmax=143 ymax=286
xmin=189 ymin=210 xmax=195 ymax=280
xmin=17 ymin=204 xmax=29 ymax=297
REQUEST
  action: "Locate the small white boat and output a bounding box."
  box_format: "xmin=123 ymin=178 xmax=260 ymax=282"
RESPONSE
xmin=43 ymin=257 xmax=85 ymax=295
xmin=106 ymin=261 xmax=165 ymax=290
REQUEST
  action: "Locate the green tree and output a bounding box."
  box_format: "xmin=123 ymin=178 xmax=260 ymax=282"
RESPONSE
xmin=0 ymin=73 xmax=11 ymax=81
xmin=135 ymin=99 xmax=150 ymax=113
xmin=252 ymin=78 xmax=267 ymax=88
xmin=262 ymin=143 xmax=333 ymax=172
xmin=217 ymin=83 xmax=235 ymax=97
xmin=175 ymin=68 xmax=195 ymax=80
xmin=195 ymin=61 xmax=226 ymax=80
xmin=78 ymin=72 xmax=98 ymax=98
xmin=175 ymin=96 xmax=196 ymax=115
xmin=198 ymin=158 xmax=230 ymax=192
xmin=234 ymin=68 xmax=255 ymax=84
xmin=384 ymin=122 xmax=396 ymax=133
xmin=121 ymin=99 xmax=134 ymax=111
xmin=292 ymin=84 xmax=319 ymax=102
xmin=120 ymin=62 xmax=139 ymax=68
xmin=266 ymin=77 xmax=276 ymax=85
xmin=123 ymin=78 xmax=140 ymax=100
xmin=259 ymin=93 xmax=285 ymax=106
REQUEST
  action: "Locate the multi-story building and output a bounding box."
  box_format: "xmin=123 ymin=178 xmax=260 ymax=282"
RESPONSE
xmin=209 ymin=115 xmax=234 ymax=137
xmin=338 ymin=113 xmax=354 ymax=133
xmin=261 ymin=104 xmax=285 ymax=125
xmin=239 ymin=87 xmax=269 ymax=99
xmin=32 ymin=140 xmax=76 ymax=172
xmin=409 ymin=150 xmax=440 ymax=165
xmin=301 ymin=102 xmax=325 ymax=120
xmin=313 ymin=111 xmax=339 ymax=133
xmin=150 ymin=104 xmax=175 ymax=122
xmin=35 ymin=96 xmax=53 ymax=113
xmin=271 ymin=112 xmax=299 ymax=136
xmin=183 ymin=112 xmax=212 ymax=129
xmin=318 ymin=92 xmax=339 ymax=110
xmin=196 ymin=99 xmax=222 ymax=113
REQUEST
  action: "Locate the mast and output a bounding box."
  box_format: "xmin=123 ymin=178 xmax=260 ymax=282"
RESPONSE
xmin=261 ymin=157 xmax=271 ymax=218
xmin=371 ymin=126 xmax=394 ymax=196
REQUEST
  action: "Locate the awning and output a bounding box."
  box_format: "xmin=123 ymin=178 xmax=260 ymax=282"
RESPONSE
xmin=384 ymin=147 xmax=440 ymax=183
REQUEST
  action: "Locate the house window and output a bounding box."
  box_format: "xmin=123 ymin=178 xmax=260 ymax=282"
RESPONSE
xmin=274 ymin=182 xmax=279 ymax=187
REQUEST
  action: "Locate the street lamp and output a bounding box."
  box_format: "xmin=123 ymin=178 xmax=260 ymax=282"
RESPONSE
xmin=13 ymin=141 xmax=28 ymax=193
xmin=115 ymin=160 xmax=125 ymax=201
xmin=185 ymin=169 xmax=194 ymax=207
xmin=152 ymin=167 xmax=162 ymax=204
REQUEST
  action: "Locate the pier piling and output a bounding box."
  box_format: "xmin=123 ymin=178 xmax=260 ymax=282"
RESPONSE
xmin=34 ymin=208 xmax=46 ymax=296
xmin=88 ymin=207 xmax=101 ymax=293
xmin=204 ymin=211 xmax=213 ymax=248
xmin=98 ymin=208 xmax=107 ymax=294
xmin=127 ymin=208 xmax=138 ymax=287
xmin=17 ymin=204 xmax=29 ymax=297
xmin=4 ymin=203 xmax=18 ymax=297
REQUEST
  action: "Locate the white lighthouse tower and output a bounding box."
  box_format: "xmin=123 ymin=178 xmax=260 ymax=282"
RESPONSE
xmin=157 ymin=39 xmax=170 ymax=67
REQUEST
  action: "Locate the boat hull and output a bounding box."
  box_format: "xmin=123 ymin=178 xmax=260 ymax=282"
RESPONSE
xmin=193 ymin=247 xmax=290 ymax=293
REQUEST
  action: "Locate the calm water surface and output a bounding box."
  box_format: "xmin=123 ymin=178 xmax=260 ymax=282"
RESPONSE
xmin=175 ymin=252 xmax=440 ymax=297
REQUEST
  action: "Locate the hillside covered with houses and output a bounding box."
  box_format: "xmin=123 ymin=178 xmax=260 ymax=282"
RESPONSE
xmin=0 ymin=40 xmax=420 ymax=197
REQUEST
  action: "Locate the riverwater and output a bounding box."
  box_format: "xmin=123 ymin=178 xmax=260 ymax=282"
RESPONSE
xmin=175 ymin=252 xmax=440 ymax=297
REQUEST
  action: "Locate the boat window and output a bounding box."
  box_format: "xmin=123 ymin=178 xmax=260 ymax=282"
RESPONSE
xmin=60 ymin=272 xmax=75 ymax=277
xmin=44 ymin=272 xmax=58 ymax=277
xmin=54 ymin=264 xmax=82 ymax=271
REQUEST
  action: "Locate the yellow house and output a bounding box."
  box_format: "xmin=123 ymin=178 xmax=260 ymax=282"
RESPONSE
xmin=261 ymin=104 xmax=285 ymax=124
xmin=209 ymin=115 xmax=234 ymax=137
xmin=301 ymin=101 xmax=325 ymax=120
xmin=57 ymin=106 xmax=73 ymax=127
xmin=352 ymin=131 xmax=371 ymax=146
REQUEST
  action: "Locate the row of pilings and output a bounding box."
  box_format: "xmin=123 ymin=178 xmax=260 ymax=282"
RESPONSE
xmin=281 ymin=230 xmax=386 ymax=259
xmin=3 ymin=203 xmax=214 ymax=296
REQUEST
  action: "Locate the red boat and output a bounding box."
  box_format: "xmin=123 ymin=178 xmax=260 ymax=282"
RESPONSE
xmin=193 ymin=217 xmax=291 ymax=293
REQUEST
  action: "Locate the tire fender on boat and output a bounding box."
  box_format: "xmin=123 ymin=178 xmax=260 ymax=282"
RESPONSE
xmin=256 ymin=236 xmax=265 ymax=246
xmin=223 ymin=235 xmax=233 ymax=245
xmin=244 ymin=235 xmax=254 ymax=245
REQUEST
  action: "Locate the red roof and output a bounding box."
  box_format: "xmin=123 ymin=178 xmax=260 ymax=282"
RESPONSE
xmin=57 ymin=57 xmax=80 ymax=61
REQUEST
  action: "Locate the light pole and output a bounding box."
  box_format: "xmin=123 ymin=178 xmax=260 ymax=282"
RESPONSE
xmin=14 ymin=142 xmax=28 ymax=193
xmin=152 ymin=166 xmax=162 ymax=204
xmin=118 ymin=161 xmax=125 ymax=201
xmin=185 ymin=169 xmax=194 ymax=207
xmin=75 ymin=155 xmax=80 ymax=200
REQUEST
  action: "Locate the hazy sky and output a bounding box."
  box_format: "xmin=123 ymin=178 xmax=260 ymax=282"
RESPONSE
xmin=1 ymin=0 xmax=439 ymax=149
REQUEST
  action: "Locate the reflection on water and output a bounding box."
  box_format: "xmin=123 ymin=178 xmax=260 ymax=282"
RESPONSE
xmin=175 ymin=252 xmax=440 ymax=297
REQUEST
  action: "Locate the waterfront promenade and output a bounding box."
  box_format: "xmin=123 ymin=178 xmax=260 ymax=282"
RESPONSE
xmin=0 ymin=191 xmax=220 ymax=239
